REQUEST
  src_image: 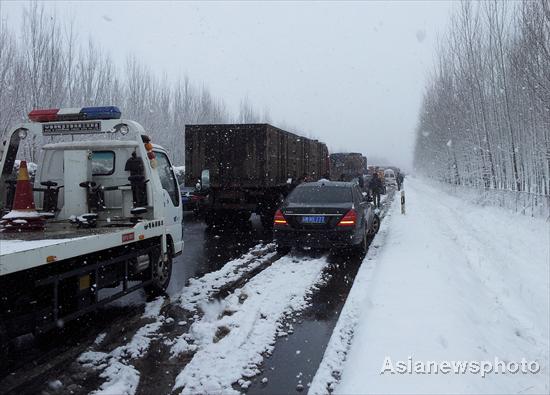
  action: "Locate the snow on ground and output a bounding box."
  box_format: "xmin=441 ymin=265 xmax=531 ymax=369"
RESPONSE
xmin=78 ymin=297 xmax=167 ymax=395
xmin=77 ymin=243 xmax=276 ymax=395
xmin=142 ymin=296 xmax=165 ymax=318
xmin=173 ymin=254 xmax=331 ymax=394
xmin=177 ymin=243 xmax=276 ymax=311
xmin=329 ymin=176 xmax=549 ymax=394
xmin=309 ymin=195 xmax=398 ymax=394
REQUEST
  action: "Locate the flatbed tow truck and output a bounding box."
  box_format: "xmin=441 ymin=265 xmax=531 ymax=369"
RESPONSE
xmin=0 ymin=107 xmax=183 ymax=363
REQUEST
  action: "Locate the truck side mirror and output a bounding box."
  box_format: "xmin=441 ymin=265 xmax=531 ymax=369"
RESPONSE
xmin=201 ymin=169 xmax=210 ymax=190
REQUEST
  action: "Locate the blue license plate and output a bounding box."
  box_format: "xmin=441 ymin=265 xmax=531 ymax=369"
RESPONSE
xmin=302 ymin=216 xmax=325 ymax=224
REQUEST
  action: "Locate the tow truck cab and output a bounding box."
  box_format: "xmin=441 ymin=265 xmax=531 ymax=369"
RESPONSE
xmin=0 ymin=107 xmax=182 ymax=347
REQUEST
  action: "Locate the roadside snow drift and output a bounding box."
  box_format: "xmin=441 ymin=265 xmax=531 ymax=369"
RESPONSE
xmin=332 ymin=177 xmax=549 ymax=394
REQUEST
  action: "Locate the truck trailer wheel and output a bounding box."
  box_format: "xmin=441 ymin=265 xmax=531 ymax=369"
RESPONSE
xmin=276 ymin=245 xmax=291 ymax=255
xmin=260 ymin=213 xmax=275 ymax=230
xmin=0 ymin=322 xmax=9 ymax=371
xmin=145 ymin=247 xmax=172 ymax=296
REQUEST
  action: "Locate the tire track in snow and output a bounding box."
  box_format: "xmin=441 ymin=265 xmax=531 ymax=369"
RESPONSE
xmin=74 ymin=243 xmax=279 ymax=395
xmin=178 ymin=243 xmax=277 ymax=312
xmin=172 ymin=254 xmax=331 ymax=395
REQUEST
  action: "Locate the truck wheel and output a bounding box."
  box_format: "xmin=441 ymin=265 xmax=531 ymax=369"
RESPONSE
xmin=205 ymin=212 xmax=215 ymax=227
xmin=276 ymin=245 xmax=291 ymax=255
xmin=145 ymin=247 xmax=172 ymax=296
xmin=0 ymin=322 xmax=9 ymax=371
xmin=260 ymin=209 xmax=277 ymax=229
xmin=261 ymin=214 xmax=273 ymax=230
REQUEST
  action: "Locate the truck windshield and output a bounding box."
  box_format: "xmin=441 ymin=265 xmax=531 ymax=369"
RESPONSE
xmin=287 ymin=186 xmax=352 ymax=204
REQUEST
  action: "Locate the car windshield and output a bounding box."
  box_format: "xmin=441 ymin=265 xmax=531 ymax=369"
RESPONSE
xmin=287 ymin=186 xmax=352 ymax=204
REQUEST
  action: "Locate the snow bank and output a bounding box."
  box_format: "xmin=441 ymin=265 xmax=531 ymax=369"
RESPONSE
xmin=334 ymin=176 xmax=549 ymax=394
xmin=173 ymin=254 xmax=330 ymax=394
xmin=309 ymin=196 xmax=398 ymax=394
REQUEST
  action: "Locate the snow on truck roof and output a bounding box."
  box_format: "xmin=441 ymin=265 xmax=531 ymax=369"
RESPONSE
xmin=42 ymin=140 xmax=139 ymax=150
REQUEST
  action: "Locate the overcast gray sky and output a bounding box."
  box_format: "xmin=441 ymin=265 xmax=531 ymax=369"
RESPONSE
xmin=5 ymin=1 xmax=454 ymax=170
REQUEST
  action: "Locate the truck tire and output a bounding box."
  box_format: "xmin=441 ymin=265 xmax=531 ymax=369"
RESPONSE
xmin=261 ymin=212 xmax=275 ymax=230
xmin=204 ymin=211 xmax=215 ymax=227
xmin=205 ymin=210 xmax=233 ymax=228
xmin=145 ymin=247 xmax=172 ymax=296
xmin=276 ymin=245 xmax=291 ymax=255
xmin=0 ymin=322 xmax=9 ymax=371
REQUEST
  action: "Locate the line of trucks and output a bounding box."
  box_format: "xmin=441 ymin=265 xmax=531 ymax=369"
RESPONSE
xmin=0 ymin=108 xmax=371 ymax=364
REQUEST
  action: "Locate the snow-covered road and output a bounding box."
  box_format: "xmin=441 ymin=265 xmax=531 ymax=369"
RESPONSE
xmin=328 ymin=177 xmax=549 ymax=394
xmin=4 ymin=179 xmax=547 ymax=395
xmin=173 ymin=254 xmax=330 ymax=394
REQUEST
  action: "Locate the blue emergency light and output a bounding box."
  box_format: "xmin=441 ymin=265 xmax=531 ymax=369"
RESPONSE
xmin=81 ymin=106 xmax=122 ymax=120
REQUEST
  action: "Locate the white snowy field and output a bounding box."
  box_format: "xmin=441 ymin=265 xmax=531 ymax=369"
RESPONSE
xmin=332 ymin=176 xmax=549 ymax=394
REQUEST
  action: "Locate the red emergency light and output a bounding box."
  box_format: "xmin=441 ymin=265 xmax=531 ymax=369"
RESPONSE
xmin=28 ymin=108 xmax=59 ymax=122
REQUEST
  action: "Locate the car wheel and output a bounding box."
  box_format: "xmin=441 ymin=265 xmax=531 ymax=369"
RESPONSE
xmin=145 ymin=246 xmax=172 ymax=296
xmin=355 ymin=226 xmax=368 ymax=255
xmin=368 ymin=214 xmax=380 ymax=238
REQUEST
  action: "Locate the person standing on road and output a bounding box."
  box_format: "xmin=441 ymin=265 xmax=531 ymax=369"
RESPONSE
xmin=369 ymin=172 xmax=383 ymax=208
xmin=357 ymin=174 xmax=365 ymax=190
xmin=397 ymin=172 xmax=404 ymax=191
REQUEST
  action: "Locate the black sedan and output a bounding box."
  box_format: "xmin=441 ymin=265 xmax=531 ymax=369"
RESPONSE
xmin=273 ymin=181 xmax=380 ymax=254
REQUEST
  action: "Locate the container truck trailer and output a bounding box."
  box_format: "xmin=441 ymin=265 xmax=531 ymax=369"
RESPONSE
xmin=185 ymin=123 xmax=329 ymax=228
xmin=329 ymin=152 xmax=367 ymax=182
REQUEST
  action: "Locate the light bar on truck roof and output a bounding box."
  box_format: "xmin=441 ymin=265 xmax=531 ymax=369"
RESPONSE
xmin=28 ymin=106 xmax=121 ymax=122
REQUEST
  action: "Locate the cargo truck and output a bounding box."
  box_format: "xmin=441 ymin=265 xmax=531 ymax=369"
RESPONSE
xmin=0 ymin=107 xmax=183 ymax=364
xmin=329 ymin=152 xmax=367 ymax=182
xmin=185 ymin=124 xmax=329 ymax=228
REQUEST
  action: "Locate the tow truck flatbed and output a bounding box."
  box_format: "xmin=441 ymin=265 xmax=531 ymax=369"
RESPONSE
xmin=0 ymin=219 xmax=166 ymax=276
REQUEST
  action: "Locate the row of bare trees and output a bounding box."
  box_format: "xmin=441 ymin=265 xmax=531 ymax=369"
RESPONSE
xmin=414 ymin=1 xmax=550 ymax=195
xmin=0 ymin=3 xmax=266 ymax=164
